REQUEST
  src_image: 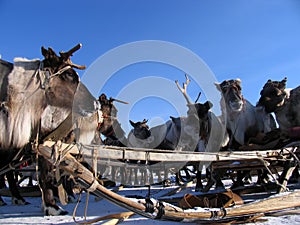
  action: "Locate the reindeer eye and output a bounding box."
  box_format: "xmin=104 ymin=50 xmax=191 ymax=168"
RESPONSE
xmin=63 ymin=70 xmax=78 ymax=82
xmin=66 ymin=71 xmax=76 ymax=77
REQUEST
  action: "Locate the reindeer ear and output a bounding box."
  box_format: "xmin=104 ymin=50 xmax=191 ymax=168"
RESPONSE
xmin=41 ymin=46 xmax=48 ymax=58
xmin=204 ymin=101 xmax=213 ymax=110
xmin=129 ymin=120 xmax=136 ymax=127
xmin=142 ymin=119 xmax=148 ymax=124
xmin=235 ymin=78 xmax=242 ymax=87
xmin=279 ymin=77 xmax=287 ymax=89
xmin=214 ymin=82 xmax=221 ymax=91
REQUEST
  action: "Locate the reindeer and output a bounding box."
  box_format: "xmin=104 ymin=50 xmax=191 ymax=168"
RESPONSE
xmin=257 ymin=77 xmax=300 ymax=182
xmin=257 ymin=77 xmax=300 ymax=133
xmin=215 ymin=79 xmax=276 ymax=148
xmin=0 ymin=44 xmax=101 ymax=215
xmin=94 ymin=93 xmax=132 ymax=184
xmin=175 ymin=75 xmax=228 ymax=191
xmin=215 ymin=78 xmax=276 ymax=187
xmin=128 ymin=117 xmax=185 ymax=185
xmin=96 ymin=93 xmax=128 ymax=146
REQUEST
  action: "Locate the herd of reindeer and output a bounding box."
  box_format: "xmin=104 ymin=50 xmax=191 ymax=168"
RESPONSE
xmin=0 ymin=44 xmax=300 ymax=216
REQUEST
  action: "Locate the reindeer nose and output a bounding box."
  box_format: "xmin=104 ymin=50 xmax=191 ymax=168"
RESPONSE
xmin=229 ymin=100 xmax=243 ymax=111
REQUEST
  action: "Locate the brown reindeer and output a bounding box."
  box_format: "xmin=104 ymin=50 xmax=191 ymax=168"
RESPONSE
xmin=257 ymin=77 xmax=300 ymax=183
xmin=96 ymin=93 xmax=127 ymax=146
xmin=258 ymin=77 xmax=300 ymax=133
xmin=0 ymin=44 xmax=88 ymax=215
xmin=95 ymin=93 xmax=131 ymax=184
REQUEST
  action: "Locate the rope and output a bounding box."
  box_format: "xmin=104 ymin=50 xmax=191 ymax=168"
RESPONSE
xmin=49 ymin=66 xmax=72 ymax=79
xmin=86 ymin=179 xmax=99 ymax=193
xmin=84 ymin=192 xmax=90 ymax=221
xmin=72 ymin=190 xmax=83 ymax=224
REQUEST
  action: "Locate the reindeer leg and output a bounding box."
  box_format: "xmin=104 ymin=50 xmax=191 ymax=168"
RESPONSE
xmin=0 ymin=196 xmax=6 ymax=206
xmin=6 ymin=170 xmax=29 ymax=205
xmin=0 ymin=174 xmax=6 ymax=189
xmin=61 ymin=175 xmax=77 ymax=203
xmin=0 ymin=175 xmax=7 ymax=205
xmin=39 ymin=158 xmax=68 ymax=216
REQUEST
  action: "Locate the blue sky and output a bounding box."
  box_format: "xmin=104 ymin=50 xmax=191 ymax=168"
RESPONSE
xmin=1 ymin=0 xmax=300 ymax=132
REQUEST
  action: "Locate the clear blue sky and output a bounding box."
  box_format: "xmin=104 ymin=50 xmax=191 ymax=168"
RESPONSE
xmin=1 ymin=0 xmax=300 ymax=132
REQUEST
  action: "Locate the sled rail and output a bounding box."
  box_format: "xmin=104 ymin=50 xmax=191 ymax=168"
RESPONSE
xmin=44 ymin=141 xmax=298 ymax=162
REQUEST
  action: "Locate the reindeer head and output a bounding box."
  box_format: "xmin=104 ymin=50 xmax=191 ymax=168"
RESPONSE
xmin=129 ymin=119 xmax=151 ymax=140
xmin=188 ymin=101 xmax=213 ymax=121
xmin=175 ymin=75 xmax=213 ymax=121
xmin=257 ymin=77 xmax=287 ymax=113
xmin=215 ymin=79 xmax=244 ymax=112
xmin=98 ymin=93 xmax=118 ymax=118
xmin=41 ymin=44 xmax=86 ymax=108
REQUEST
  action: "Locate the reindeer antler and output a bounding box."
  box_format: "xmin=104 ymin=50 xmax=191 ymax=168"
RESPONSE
xmin=195 ymin=92 xmax=201 ymax=103
xmin=110 ymin=97 xmax=129 ymax=104
xmin=175 ymin=74 xmax=192 ymax=104
xmin=59 ymin=43 xmax=86 ymax=70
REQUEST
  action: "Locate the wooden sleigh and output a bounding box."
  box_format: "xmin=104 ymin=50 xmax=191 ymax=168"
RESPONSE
xmin=36 ymin=140 xmax=300 ymax=223
xmin=41 ymin=140 xmax=300 ymax=189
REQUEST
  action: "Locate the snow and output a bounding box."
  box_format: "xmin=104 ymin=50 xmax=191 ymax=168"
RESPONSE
xmin=1 ymin=183 xmax=300 ymax=225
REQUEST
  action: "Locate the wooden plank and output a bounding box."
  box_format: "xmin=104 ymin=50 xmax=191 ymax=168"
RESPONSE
xmin=92 ymin=144 xmax=295 ymax=162
xmin=39 ymin=141 xmax=296 ymax=163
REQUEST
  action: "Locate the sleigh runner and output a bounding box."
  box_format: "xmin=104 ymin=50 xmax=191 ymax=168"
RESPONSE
xmin=34 ymin=140 xmax=300 ymax=223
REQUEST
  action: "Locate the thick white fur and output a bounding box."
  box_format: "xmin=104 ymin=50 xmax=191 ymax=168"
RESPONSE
xmin=0 ymin=58 xmax=43 ymax=149
xmin=215 ymin=82 xmax=275 ymax=146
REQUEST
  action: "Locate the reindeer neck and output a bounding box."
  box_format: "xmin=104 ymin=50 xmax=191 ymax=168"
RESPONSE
xmin=1 ymin=60 xmax=47 ymax=149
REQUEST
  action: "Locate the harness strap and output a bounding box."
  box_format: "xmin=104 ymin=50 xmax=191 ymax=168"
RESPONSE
xmin=49 ymin=66 xmax=72 ymax=78
xmin=43 ymin=113 xmax=73 ymax=142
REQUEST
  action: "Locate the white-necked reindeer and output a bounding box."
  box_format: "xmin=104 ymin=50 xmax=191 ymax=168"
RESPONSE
xmin=215 ymin=79 xmax=276 ymax=147
xmin=215 ymin=78 xmax=276 ymax=186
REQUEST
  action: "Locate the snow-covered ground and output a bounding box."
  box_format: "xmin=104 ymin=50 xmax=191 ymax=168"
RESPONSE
xmin=1 ymin=182 xmax=300 ymax=225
